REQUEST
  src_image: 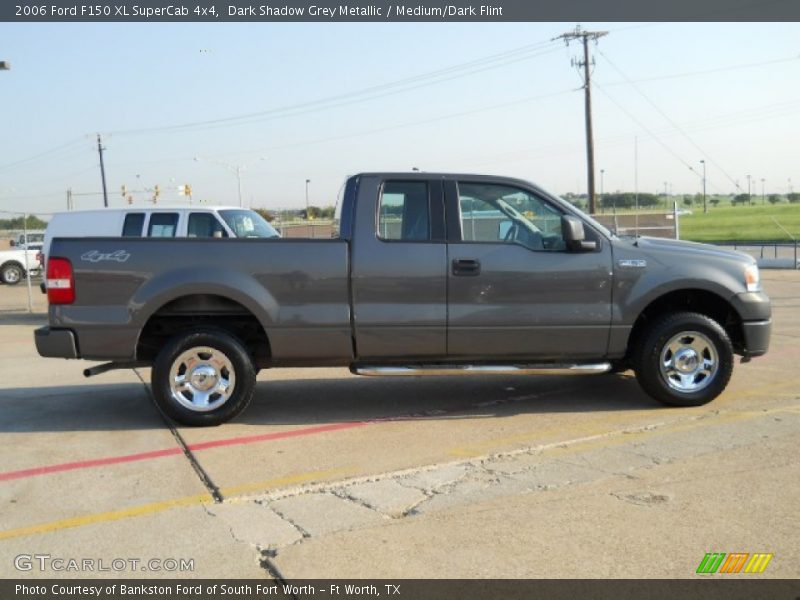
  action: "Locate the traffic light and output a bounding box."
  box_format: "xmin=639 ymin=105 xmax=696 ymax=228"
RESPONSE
xmin=153 ymin=184 xmax=161 ymax=204
xmin=178 ymin=184 xmax=192 ymax=197
xmin=121 ymin=184 xmax=127 ymax=198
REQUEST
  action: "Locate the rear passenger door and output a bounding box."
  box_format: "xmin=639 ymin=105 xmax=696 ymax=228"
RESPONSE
xmin=350 ymin=177 xmax=448 ymax=359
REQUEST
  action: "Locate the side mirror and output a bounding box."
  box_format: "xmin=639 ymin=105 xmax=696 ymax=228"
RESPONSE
xmin=562 ymin=214 xmax=597 ymax=252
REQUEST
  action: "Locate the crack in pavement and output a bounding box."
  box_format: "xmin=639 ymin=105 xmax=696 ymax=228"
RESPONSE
xmin=133 ymin=368 xmax=224 ymax=503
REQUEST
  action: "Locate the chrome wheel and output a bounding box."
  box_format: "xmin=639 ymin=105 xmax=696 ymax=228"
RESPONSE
xmin=658 ymin=330 xmax=718 ymax=393
xmin=2 ymin=265 xmax=22 ymax=284
xmin=168 ymin=346 xmax=236 ymax=412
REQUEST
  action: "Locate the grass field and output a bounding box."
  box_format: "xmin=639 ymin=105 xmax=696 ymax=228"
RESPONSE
xmin=678 ymin=204 xmax=800 ymax=242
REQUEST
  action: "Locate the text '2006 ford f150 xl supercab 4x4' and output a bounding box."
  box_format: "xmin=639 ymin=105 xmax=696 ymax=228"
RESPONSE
xmin=35 ymin=173 xmax=771 ymax=426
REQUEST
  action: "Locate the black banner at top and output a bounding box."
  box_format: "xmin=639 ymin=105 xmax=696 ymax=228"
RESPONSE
xmin=4 ymin=0 xmax=800 ymax=22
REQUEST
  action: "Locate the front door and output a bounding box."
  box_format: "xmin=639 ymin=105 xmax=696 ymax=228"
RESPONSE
xmin=446 ymin=179 xmax=613 ymax=360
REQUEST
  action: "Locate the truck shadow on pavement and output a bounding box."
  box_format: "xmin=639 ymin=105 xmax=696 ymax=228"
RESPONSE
xmin=0 ymin=373 xmax=657 ymax=432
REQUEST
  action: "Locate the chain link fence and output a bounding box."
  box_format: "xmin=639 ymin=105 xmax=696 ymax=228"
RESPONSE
xmin=0 ymin=211 xmax=50 ymax=314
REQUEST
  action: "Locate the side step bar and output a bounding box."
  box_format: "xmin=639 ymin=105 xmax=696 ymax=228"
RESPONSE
xmin=351 ymin=363 xmax=611 ymax=377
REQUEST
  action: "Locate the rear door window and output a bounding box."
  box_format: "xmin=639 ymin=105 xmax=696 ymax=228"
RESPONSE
xmin=378 ymin=181 xmax=430 ymax=241
xmin=147 ymin=213 xmax=179 ymax=237
xmin=122 ymin=213 xmax=145 ymax=237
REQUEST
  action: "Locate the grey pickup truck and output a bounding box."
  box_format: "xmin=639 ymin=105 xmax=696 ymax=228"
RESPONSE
xmin=35 ymin=173 xmax=771 ymax=426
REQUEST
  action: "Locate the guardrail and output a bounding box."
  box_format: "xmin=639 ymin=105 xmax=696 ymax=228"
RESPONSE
xmin=713 ymin=240 xmax=799 ymax=270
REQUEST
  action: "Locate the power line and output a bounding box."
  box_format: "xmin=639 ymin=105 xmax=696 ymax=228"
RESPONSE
xmin=108 ymin=41 xmax=562 ymax=137
xmin=597 ymin=49 xmax=744 ymax=191
xmin=0 ymin=137 xmax=87 ymax=173
xmin=601 ymin=54 xmax=799 ymax=88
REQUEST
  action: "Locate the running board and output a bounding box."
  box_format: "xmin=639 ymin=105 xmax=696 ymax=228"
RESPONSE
xmin=351 ymin=363 xmax=611 ymax=377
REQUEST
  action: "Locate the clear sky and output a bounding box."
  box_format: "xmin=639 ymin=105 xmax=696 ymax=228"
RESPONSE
xmin=1 ymin=21 xmax=799 ymax=215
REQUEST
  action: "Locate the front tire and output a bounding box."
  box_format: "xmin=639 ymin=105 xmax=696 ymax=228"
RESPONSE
xmin=633 ymin=312 xmax=734 ymax=407
xmin=1 ymin=263 xmax=23 ymax=285
xmin=152 ymin=328 xmax=256 ymax=426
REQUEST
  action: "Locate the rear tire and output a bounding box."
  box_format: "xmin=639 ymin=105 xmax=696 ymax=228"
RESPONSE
xmin=151 ymin=328 xmax=256 ymax=426
xmin=633 ymin=311 xmax=733 ymax=407
xmin=1 ymin=263 xmax=23 ymax=285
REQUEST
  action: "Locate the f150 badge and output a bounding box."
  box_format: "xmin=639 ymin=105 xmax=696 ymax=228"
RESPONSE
xmin=81 ymin=250 xmax=131 ymax=263
xmin=617 ymin=259 xmax=647 ymax=268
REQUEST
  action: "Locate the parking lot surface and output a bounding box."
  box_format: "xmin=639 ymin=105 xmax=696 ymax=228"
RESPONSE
xmin=0 ymin=273 xmax=798 ymax=578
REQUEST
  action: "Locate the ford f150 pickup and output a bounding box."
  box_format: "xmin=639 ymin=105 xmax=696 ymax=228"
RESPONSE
xmin=34 ymin=173 xmax=771 ymax=425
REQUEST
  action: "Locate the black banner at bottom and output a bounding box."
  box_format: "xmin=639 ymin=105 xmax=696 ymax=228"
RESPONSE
xmin=3 ymin=579 xmax=799 ymax=600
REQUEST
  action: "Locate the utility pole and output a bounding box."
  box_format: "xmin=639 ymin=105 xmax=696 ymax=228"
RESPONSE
xmin=96 ymin=134 xmax=109 ymax=207
xmin=555 ymin=25 xmax=608 ymax=214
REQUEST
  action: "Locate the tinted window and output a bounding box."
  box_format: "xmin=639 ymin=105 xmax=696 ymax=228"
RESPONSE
xmin=147 ymin=213 xmax=179 ymax=237
xmin=458 ymin=182 xmax=565 ymax=252
xmin=378 ymin=181 xmax=430 ymax=241
xmin=122 ymin=213 xmax=145 ymax=237
xmin=188 ymin=213 xmax=228 ymax=238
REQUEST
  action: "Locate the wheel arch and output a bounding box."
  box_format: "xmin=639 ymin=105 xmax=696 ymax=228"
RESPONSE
xmin=625 ymin=288 xmax=745 ymax=358
xmin=135 ymin=293 xmax=272 ymax=366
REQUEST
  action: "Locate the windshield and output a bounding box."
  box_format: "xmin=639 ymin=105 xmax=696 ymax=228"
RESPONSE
xmin=219 ymin=210 xmax=280 ymax=238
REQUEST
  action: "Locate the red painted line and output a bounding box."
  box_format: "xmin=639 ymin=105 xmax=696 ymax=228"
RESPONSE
xmin=0 ymin=421 xmax=369 ymax=483
xmin=0 ymin=447 xmax=182 ymax=482
xmin=186 ymin=421 xmax=369 ymax=452
xmin=0 ymin=393 xmax=529 ymax=483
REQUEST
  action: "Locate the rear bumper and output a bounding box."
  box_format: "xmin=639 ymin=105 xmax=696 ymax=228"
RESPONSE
xmin=741 ymin=319 xmax=771 ymax=358
xmin=34 ymin=326 xmax=78 ymax=359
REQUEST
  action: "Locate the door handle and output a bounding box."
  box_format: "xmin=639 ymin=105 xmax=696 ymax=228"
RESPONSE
xmin=452 ymin=258 xmax=481 ymax=276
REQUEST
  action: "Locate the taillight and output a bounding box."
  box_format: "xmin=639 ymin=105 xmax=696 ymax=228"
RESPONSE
xmin=47 ymin=257 xmax=75 ymax=304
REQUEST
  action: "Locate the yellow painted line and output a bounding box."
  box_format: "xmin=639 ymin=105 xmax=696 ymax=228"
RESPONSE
xmin=448 ymin=378 xmax=800 ymax=458
xmin=0 ymin=468 xmax=354 ymax=541
xmin=0 ymin=493 xmax=211 ymax=541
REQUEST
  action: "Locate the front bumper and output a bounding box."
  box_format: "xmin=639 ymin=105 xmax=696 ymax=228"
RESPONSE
xmin=730 ymin=291 xmax=771 ymax=358
xmin=741 ymin=319 xmax=771 ymax=358
xmin=34 ymin=326 xmax=78 ymax=359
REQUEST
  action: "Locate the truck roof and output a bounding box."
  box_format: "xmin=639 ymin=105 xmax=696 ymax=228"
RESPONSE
xmin=354 ymin=172 xmax=540 ymax=188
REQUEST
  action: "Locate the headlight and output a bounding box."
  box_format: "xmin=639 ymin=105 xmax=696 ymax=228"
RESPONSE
xmin=744 ymin=264 xmax=761 ymax=292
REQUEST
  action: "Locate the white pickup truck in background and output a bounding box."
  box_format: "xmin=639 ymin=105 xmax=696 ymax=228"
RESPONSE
xmin=0 ymin=245 xmax=42 ymax=284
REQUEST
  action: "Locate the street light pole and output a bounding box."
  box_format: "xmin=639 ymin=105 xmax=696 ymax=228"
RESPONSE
xmin=599 ymin=169 xmax=604 ymax=211
xmin=747 ymin=174 xmax=752 ymax=205
xmin=305 ymin=179 xmax=310 ymax=218
xmin=700 ymin=160 xmax=707 ymax=213
xmin=761 ymin=178 xmax=765 ymax=204
xmin=194 ymin=156 xmax=265 ymax=208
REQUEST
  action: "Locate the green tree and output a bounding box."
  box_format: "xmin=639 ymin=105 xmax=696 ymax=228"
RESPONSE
xmin=251 ymin=208 xmax=276 ymax=222
xmin=767 ymin=194 xmax=781 ymax=205
xmin=788 ymin=193 xmax=800 ymax=204
xmin=732 ymin=193 xmax=751 ymax=206
xmin=710 ymin=198 xmax=720 ymax=207
xmin=0 ymin=215 xmax=48 ymax=230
